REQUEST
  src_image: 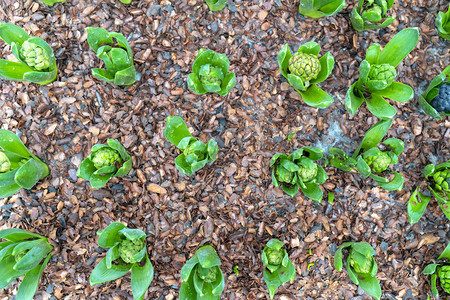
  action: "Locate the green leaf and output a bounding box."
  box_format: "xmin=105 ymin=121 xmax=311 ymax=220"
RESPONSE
xmin=97 ymin=222 xmax=126 ymax=248
xmin=365 ymin=44 xmax=381 ymax=65
xmin=0 ymin=171 xmax=21 ymax=199
xmin=86 ymin=27 xmax=114 ymax=53
xmin=93 ymin=165 xmax=116 ymax=176
xmin=438 ymin=243 xmax=450 ymax=260
xmin=175 ymin=154 xmax=194 ymax=176
xmin=12 ymin=240 xmax=40 ymax=255
xmin=356 ymin=156 xmax=371 ymax=177
xmin=365 ymin=94 xmax=397 ymax=119
xmin=105 ymin=244 xmax=120 ymax=269
xmin=211 ymin=52 xmax=230 ymax=76
xmin=382 ymin=138 xmax=404 ymax=156
xmin=187 ymin=73 xmax=207 ymax=95
xmin=423 ymin=164 xmax=436 ymax=178
xmin=277 ymin=44 xmax=291 ymax=80
xmin=378 ymin=28 xmax=420 ymax=67
xmin=16 ymin=254 xmax=51 ymax=300
xmin=192 ymin=49 xmax=216 ymax=74
xmin=299 ymin=84 xmax=334 ymax=108
xmin=334 ymin=242 xmax=354 ymax=271
xmin=346 ymin=256 xmax=360 ymax=285
xmin=377 ymin=172 xmax=404 ymax=191
xmin=131 ymin=253 xmax=154 ymax=300
xmin=0 ymin=59 xmax=33 ymax=82
xmin=113 ymin=65 xmax=136 ymax=86
xmin=301 ymin=146 xmax=324 ymax=161
xmin=373 ymin=81 xmax=414 ymax=103
xmin=298 ymin=0 xmax=345 ymax=18
xmin=0 ymin=229 xmax=43 ymax=242
xmin=206 ymin=139 xmax=218 ymax=162
xmin=353 ymin=119 xmax=392 ymax=158
xmin=430 ymin=273 xmax=439 ymax=297
xmin=299 ymin=182 xmax=323 ymax=202
xmin=438 ymin=200 xmax=450 ymax=221
xmin=89 ymin=172 xmax=114 ymax=189
xmin=350 ymin=6 xmax=365 ymax=32
xmin=217 ymin=72 xmax=236 ymax=96
xmin=298 ymin=41 xmax=321 ymax=56
xmin=76 ymin=158 xmax=96 ymax=181
xmin=119 ymin=227 xmax=146 ymax=241
xmin=0 ymin=130 xmax=34 ymax=158
xmin=89 ymin=257 xmax=132 ymax=285
xmin=179 ymin=270 xmax=197 ymax=299
xmin=39 ymin=0 xmax=66 ymax=6
xmin=13 ymin=239 xmax=52 ymax=272
xmin=310 ymin=52 xmax=335 ymax=84
xmin=266 ymin=239 xmax=284 ymax=250
xmin=263 ymin=268 xmax=282 ymax=299
xmin=0 ymin=255 xmax=27 ymax=289
xmin=358 ymin=274 xmax=381 ymax=300
xmin=281 ymin=183 xmax=299 ymax=197
xmin=287 ymin=74 xmax=306 ymax=91
xmin=181 ymin=254 xmax=199 ymax=282
xmin=23 ymin=69 xmax=57 ymax=85
xmin=345 ymin=82 xmax=365 ymax=115
xmin=423 ymin=263 xmax=438 ymax=275
xmin=91 ymin=68 xmax=114 ymax=83
xmin=14 ymin=158 xmax=49 ymax=189
xmin=197 ymin=245 xmax=221 ymax=269
xmin=0 ymin=23 xmax=30 ymax=46
xmin=407 ymin=187 xmax=430 ymax=224
xmin=205 ymin=0 xmax=228 ymax=12
xmin=115 ymin=159 xmax=132 ymax=178
xmin=164 ymin=116 xmax=192 ymax=147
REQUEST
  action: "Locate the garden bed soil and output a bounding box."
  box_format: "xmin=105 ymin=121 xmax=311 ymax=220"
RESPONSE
xmin=0 ymin=0 xmax=449 ymax=299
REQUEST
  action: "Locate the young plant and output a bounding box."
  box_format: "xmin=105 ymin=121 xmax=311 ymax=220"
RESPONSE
xmin=0 ymin=129 xmax=49 ymax=199
xmin=278 ymin=42 xmax=335 ymax=108
xmin=86 ymin=27 xmax=136 ymax=86
xmin=0 ymin=228 xmax=53 ymax=300
xmin=90 ymin=222 xmax=154 ymax=300
xmin=187 ymin=49 xmax=235 ymax=96
xmin=345 ymin=28 xmax=419 ymax=119
xmin=418 ymin=66 xmax=450 ymax=119
xmin=179 ymin=245 xmax=225 ymax=299
xmin=351 ymin=0 xmax=395 ymax=32
xmin=436 ymin=4 xmax=450 ymax=40
xmin=334 ymin=242 xmax=381 ymax=300
xmin=164 ymin=116 xmax=218 ymax=176
xmin=328 ymin=120 xmax=404 ymax=191
xmin=76 ymin=139 xmax=132 ymax=189
xmin=407 ymin=160 xmax=450 ymax=224
xmin=298 ymin=0 xmax=346 ymax=18
xmin=270 ymin=146 xmax=328 ymax=202
xmin=423 ymin=243 xmax=450 ymax=297
xmin=261 ymin=239 xmax=295 ymax=299
xmin=0 ymin=23 xmax=57 ymax=85
xmin=204 ymin=0 xmax=228 ymax=11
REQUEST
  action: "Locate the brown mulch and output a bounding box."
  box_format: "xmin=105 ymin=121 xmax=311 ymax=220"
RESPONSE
xmin=0 ymin=0 xmax=449 ymax=299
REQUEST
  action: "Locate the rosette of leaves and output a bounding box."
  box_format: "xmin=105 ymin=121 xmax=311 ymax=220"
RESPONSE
xmin=351 ymin=0 xmax=396 ymax=32
xmin=261 ymin=239 xmax=295 ymax=299
xmin=90 ymin=222 xmax=154 ymax=300
xmin=0 ymin=228 xmax=53 ymax=300
xmin=423 ymin=243 xmax=450 ymax=297
xmin=418 ymin=66 xmax=450 ymax=119
xmin=86 ymin=27 xmax=136 ymax=86
xmin=76 ymin=139 xmax=132 ymax=189
xmin=179 ymin=245 xmax=225 ymax=299
xmin=334 ymin=242 xmax=381 ymax=300
xmin=328 ymin=120 xmax=404 ymax=191
xmin=436 ymin=4 xmax=450 ymax=40
xmin=187 ymin=49 xmax=236 ymax=96
xmin=0 ymin=23 xmax=57 ymax=85
xmin=298 ymin=0 xmax=346 ymax=18
xmin=278 ymin=42 xmax=335 ymax=108
xmin=270 ymin=146 xmax=328 ymax=202
xmin=407 ymin=160 xmax=450 ymax=224
xmin=345 ymin=28 xmax=419 ymax=119
xmin=164 ymin=116 xmax=218 ymax=176
xmin=0 ymin=129 xmax=49 ymax=199
xmin=204 ymin=0 xmax=228 ymax=11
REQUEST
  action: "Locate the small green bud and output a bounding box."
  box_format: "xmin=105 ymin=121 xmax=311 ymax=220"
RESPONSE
xmin=438 ymin=265 xmax=450 ymax=294
xmin=349 ymin=254 xmax=374 ymax=274
xmin=91 ymin=148 xmax=122 ymax=170
xmin=199 ymin=64 xmax=224 ymax=92
xmin=0 ymin=152 xmax=11 ymax=173
xmin=432 ymin=169 xmax=450 ymax=192
xmin=288 ymin=52 xmax=321 ymax=82
xmin=197 ymin=265 xmax=218 ymax=283
xmin=20 ymin=41 xmax=50 ymax=71
xmin=368 ymin=64 xmax=397 ymax=85
xmin=266 ymin=248 xmax=283 ymax=266
xmin=15 ymin=250 xmax=27 ymax=263
xmin=276 ymin=165 xmax=294 ymax=184
xmin=118 ymin=238 xmax=145 ymax=264
xmin=366 ymin=152 xmax=391 ymax=174
xmin=362 ymin=5 xmax=383 ymax=23
xmin=298 ymin=163 xmax=318 ymax=183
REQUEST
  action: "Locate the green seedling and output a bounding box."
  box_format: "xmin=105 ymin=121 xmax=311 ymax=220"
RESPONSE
xmin=298 ymin=0 xmax=346 ymax=18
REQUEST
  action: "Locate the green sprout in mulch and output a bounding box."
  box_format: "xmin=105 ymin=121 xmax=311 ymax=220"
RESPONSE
xmin=270 ymin=146 xmax=328 ymax=202
xmin=164 ymin=116 xmax=218 ymax=176
xmin=39 ymin=0 xmax=66 ymax=5
xmin=334 ymin=241 xmax=381 ymax=300
xmin=0 ymin=228 xmax=53 ymax=300
xmin=418 ymin=66 xmax=450 ymax=119
xmin=345 ymin=28 xmax=419 ymax=119
xmin=77 ymin=139 xmax=132 ymax=189
xmin=436 ymin=4 xmax=450 ymax=40
xmin=298 ymin=0 xmax=346 ymax=18
xmin=86 ymin=27 xmax=137 ymax=86
xmin=179 ymin=245 xmax=225 ymax=299
xmin=90 ymin=222 xmax=154 ymax=300
xmin=0 ymin=129 xmax=49 ymax=199
xmin=204 ymin=0 xmax=228 ymax=11
xmin=0 ymin=23 xmax=57 ymax=85
xmin=351 ymin=0 xmax=396 ymax=32
xmin=187 ymin=48 xmax=236 ymax=96
xmin=423 ymin=243 xmax=450 ymax=297
xmin=328 ymin=119 xmax=405 ymax=191
xmin=261 ymin=239 xmax=295 ymax=299
xmin=278 ymin=42 xmax=335 ymax=108
xmin=407 ymin=160 xmax=450 ymax=224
